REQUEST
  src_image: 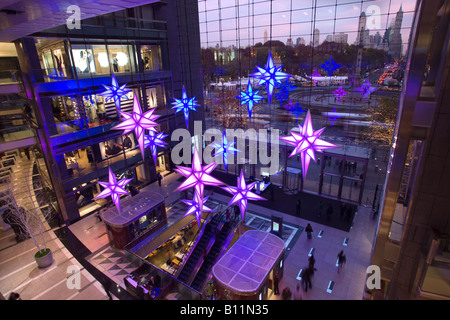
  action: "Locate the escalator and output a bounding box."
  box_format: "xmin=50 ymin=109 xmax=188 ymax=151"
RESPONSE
xmin=191 ymin=218 xmax=235 ymax=292
xmin=176 ymin=213 xmax=221 ymax=284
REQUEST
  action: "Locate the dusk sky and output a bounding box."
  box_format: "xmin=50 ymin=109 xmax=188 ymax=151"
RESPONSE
xmin=198 ymin=0 xmax=417 ymax=50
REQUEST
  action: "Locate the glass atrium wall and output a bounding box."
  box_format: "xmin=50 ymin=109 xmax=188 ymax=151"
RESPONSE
xmin=199 ymin=0 xmax=416 ymax=206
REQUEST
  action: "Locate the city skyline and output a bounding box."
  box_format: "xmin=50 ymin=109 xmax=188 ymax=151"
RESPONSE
xmin=199 ymin=0 xmax=416 ymax=54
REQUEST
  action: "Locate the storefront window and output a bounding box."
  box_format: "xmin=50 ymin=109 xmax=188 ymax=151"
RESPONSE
xmin=140 ymin=45 xmax=161 ymax=71
xmin=71 ymin=45 xmax=97 ymax=75
xmin=36 ymin=38 xmax=72 ymax=81
xmin=107 ymin=44 xmax=135 ymax=73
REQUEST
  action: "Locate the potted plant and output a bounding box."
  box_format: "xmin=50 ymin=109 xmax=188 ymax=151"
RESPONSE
xmin=1 ymin=183 xmax=54 ymax=268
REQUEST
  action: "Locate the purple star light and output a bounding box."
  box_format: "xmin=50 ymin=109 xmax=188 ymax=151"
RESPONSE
xmin=280 ymin=110 xmax=338 ymax=180
xmin=212 ymin=130 xmax=240 ymax=171
xmin=172 ymin=85 xmax=199 ymax=129
xmin=174 ymin=147 xmax=224 ymax=213
xmin=332 ymin=85 xmax=348 ymax=102
xmin=358 ymin=79 xmax=376 ymax=99
xmin=112 ymin=94 xmax=160 ymax=158
xmin=99 ymin=73 xmax=131 ymax=111
xmin=250 ymin=51 xmax=289 ymax=104
xmin=144 ymin=131 xmax=168 ymax=166
xmin=311 ymin=67 xmax=322 ymax=86
xmin=222 ymin=169 xmax=265 ymax=221
xmin=94 ymin=167 xmax=132 ymax=214
xmin=236 ymin=80 xmax=264 ymax=119
xmin=181 ymin=194 xmax=215 ymax=228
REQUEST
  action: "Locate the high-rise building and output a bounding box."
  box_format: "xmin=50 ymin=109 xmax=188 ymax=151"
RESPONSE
xmin=313 ymin=28 xmax=320 ymax=47
xmin=389 ymin=5 xmax=404 ymax=58
xmin=356 ymin=12 xmax=369 ymax=46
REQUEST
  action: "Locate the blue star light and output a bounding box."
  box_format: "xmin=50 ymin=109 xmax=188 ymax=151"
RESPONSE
xmin=358 ymin=79 xmax=376 ymax=99
xmin=236 ymin=80 xmax=264 ymax=119
xmin=172 ymin=85 xmax=199 ymax=129
xmin=321 ymin=56 xmax=341 ymax=77
xmin=212 ymin=130 xmax=240 ymax=171
xmin=250 ymin=51 xmax=289 ymax=104
xmin=327 ymin=107 xmax=341 ymax=127
xmin=290 ymin=103 xmax=307 ymax=124
xmin=143 ymin=131 xmax=168 ymax=166
xmin=275 ymin=78 xmax=296 ymax=105
xmin=99 ymin=73 xmax=131 ymax=111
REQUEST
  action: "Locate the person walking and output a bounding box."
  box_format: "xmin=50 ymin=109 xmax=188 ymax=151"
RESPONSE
xmin=296 ymin=199 xmax=302 ymax=216
xmin=305 ymin=223 xmax=313 ymax=239
xmin=156 ymin=172 xmax=162 ymax=187
xmin=337 ymin=250 xmax=346 ymax=273
xmin=308 ymin=254 xmax=316 ymax=270
xmin=302 ymin=267 xmax=313 ymax=292
xmin=293 ymin=284 xmax=303 ymax=300
xmin=273 ymin=274 xmax=280 ymax=295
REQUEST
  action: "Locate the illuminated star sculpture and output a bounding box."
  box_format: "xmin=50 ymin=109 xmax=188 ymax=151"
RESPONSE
xmin=280 ymin=110 xmax=338 ymax=180
xmin=275 ymin=78 xmax=296 ymax=105
xmin=172 ymin=85 xmax=199 ymax=129
xmin=236 ymin=80 xmax=264 ymax=119
xmin=94 ymin=167 xmax=132 ymax=214
xmin=181 ymin=194 xmax=215 ymax=228
xmin=332 ymin=85 xmax=348 ymax=102
xmin=358 ymin=79 xmax=376 ymax=99
xmin=212 ymin=130 xmax=240 ymax=171
xmin=284 ymin=100 xmax=306 ymax=124
xmin=144 ymin=131 xmax=168 ymax=166
xmin=321 ymin=56 xmax=341 ymax=77
xmin=311 ymin=68 xmax=322 ymax=86
xmin=222 ymin=169 xmax=265 ymax=221
xmin=99 ymin=73 xmax=131 ymax=111
xmin=250 ymin=51 xmax=289 ymax=104
xmin=327 ymin=107 xmax=341 ymax=127
xmin=174 ymin=147 xmax=223 ymax=213
xmin=112 ymin=94 xmax=160 ymax=158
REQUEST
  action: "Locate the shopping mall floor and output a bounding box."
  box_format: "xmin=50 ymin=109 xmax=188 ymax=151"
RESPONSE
xmin=0 ymin=155 xmax=378 ymax=300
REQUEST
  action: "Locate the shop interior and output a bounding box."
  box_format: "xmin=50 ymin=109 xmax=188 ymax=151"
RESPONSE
xmin=144 ymin=220 xmax=200 ymax=275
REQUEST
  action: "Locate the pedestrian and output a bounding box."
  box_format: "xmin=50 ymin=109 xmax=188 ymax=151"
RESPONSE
xmin=206 ymin=280 xmax=214 ymax=300
xmin=293 ymin=284 xmax=303 ymax=300
xmin=308 ymin=254 xmax=316 ymax=270
xmin=302 ymin=267 xmax=313 ymax=292
xmin=234 ymin=205 xmax=239 ymax=220
xmin=225 ymin=209 xmax=231 ymax=222
xmin=326 ymin=203 xmax=333 ymax=221
xmin=296 ymin=199 xmax=301 ymax=216
xmin=156 ymin=172 xmax=162 ymax=186
xmin=281 ymin=287 xmax=292 ymax=300
xmin=337 ymin=250 xmax=346 ymax=273
xmin=305 ymin=223 xmax=313 ymax=239
xmin=273 ymin=274 xmax=280 ymax=295
xmin=8 ymin=292 xmax=21 ymax=300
